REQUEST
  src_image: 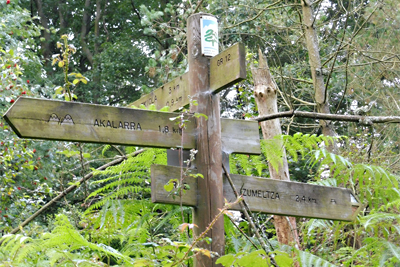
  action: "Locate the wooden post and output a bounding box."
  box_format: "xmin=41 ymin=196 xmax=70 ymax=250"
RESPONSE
xmin=187 ymin=13 xmax=224 ymax=266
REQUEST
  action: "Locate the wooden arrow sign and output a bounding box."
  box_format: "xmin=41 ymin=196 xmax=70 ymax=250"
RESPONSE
xmin=151 ymin=165 xmax=363 ymax=221
xmin=4 ymin=97 xmax=196 ymax=149
xmin=4 ymin=97 xmax=260 ymax=154
xmin=130 ymin=43 xmax=246 ymax=111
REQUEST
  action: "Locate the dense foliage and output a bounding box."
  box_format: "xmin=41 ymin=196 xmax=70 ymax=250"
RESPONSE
xmin=1 ymin=0 xmax=400 ymax=266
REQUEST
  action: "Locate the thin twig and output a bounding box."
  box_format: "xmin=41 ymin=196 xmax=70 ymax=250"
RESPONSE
xmin=222 ymin=164 xmax=277 ymax=266
xmin=227 ymin=215 xmax=259 ymax=250
xmin=223 ymin=0 xmax=283 ymax=30
xmin=254 ymin=110 xmax=400 ymax=124
xmin=193 ymin=0 xmax=204 ymax=14
xmin=171 ymin=197 xmax=243 ymax=267
xmin=0 ymin=149 xmax=145 ymax=240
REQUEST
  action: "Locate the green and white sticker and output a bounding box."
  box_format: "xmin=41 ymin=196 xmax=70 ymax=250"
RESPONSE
xmin=201 ymin=15 xmax=218 ymax=57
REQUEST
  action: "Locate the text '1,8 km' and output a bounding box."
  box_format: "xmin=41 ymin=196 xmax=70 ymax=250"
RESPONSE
xmin=3 ymin=97 xmax=261 ymax=155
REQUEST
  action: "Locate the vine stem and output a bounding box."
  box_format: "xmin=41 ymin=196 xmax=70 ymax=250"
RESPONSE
xmin=0 ymin=149 xmax=145 ymax=242
xmin=222 ymin=164 xmax=278 ymax=266
xmin=171 ymin=197 xmax=242 ymax=267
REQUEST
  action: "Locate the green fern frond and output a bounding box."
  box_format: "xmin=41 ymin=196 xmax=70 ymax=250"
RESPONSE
xmin=297 ymin=249 xmax=337 ymax=267
xmin=85 ymin=186 xmax=145 ymax=214
xmin=361 ymin=212 xmax=400 ymax=230
xmin=261 ymin=138 xmax=284 ymax=173
xmin=280 ymin=244 xmax=337 ymax=267
xmin=308 ymin=178 xmax=337 ymax=187
xmin=0 ymin=214 xmax=133 ymax=265
xmin=102 ymin=144 xmax=111 ymax=156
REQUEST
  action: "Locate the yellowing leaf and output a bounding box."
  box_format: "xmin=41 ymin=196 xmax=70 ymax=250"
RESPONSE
xmin=179 ymin=223 xmax=189 ymax=233
xmin=52 ymin=58 xmax=59 ymax=66
xmin=164 ymin=179 xmax=178 ymax=192
xmin=54 ymin=86 xmax=63 ymax=94
xmin=58 ymin=61 xmax=64 ymax=68
xmin=73 ymin=79 xmax=80 ymax=85
xmin=80 ymin=78 xmax=88 ymax=84
xmin=200 ymin=249 xmax=211 ymax=258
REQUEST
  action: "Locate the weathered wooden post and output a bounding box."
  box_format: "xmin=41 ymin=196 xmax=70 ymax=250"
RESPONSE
xmin=187 ymin=13 xmax=225 ymax=266
xmin=3 ymin=13 xmax=364 ymax=266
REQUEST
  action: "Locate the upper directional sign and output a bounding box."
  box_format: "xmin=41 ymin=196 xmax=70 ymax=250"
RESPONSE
xmin=4 ymin=97 xmax=260 ymax=154
xmin=131 ymin=73 xmax=190 ymax=112
xmin=151 ymin=165 xmax=363 ymax=221
xmin=209 ymin=43 xmax=246 ymax=94
xmin=131 ymin=43 xmax=246 ymax=111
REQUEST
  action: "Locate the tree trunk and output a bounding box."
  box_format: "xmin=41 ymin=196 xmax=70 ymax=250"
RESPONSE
xmin=80 ymin=0 xmax=94 ymax=67
xmin=301 ymin=0 xmax=336 ymax=142
xmin=251 ymin=49 xmax=300 ymax=248
xmin=34 ymin=0 xmax=52 ymax=64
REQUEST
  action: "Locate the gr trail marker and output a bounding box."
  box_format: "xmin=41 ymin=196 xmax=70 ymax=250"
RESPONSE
xmin=201 ymin=15 xmax=219 ymax=57
xmin=2 ymin=12 xmax=363 ymax=267
xmin=151 ymin=165 xmax=363 ymax=222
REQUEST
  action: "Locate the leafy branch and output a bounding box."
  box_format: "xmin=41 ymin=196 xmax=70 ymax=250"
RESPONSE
xmin=52 ymin=35 xmax=88 ymax=101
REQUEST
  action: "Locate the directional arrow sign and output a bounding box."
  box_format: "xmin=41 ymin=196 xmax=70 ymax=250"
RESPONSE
xmin=131 ymin=72 xmax=190 ymax=112
xmin=130 ymin=43 xmax=246 ymax=111
xmin=209 ymin=42 xmax=246 ymax=94
xmin=4 ymin=97 xmax=196 ymax=149
xmin=4 ymin=97 xmax=260 ymax=154
xmin=151 ymin=165 xmax=363 ymax=221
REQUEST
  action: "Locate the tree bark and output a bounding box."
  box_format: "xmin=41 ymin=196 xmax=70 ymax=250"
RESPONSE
xmin=34 ymin=0 xmax=52 ymax=63
xmin=301 ymin=0 xmax=336 ymax=141
xmin=254 ymin=110 xmax=400 ymax=124
xmin=80 ymin=0 xmax=94 ymax=67
xmin=251 ymin=49 xmax=300 ymax=248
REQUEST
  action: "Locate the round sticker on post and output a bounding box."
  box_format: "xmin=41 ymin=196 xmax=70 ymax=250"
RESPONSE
xmin=201 ymin=16 xmax=218 ymax=57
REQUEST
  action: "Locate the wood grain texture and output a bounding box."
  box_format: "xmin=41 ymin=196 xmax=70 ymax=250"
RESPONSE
xmin=210 ymin=43 xmax=246 ymax=94
xmin=188 ymin=13 xmax=224 ymax=266
xmin=221 ymin=119 xmax=260 ymax=154
xmin=151 ymin=164 xmax=198 ymax=206
xmin=151 ymin=165 xmax=363 ymax=221
xmin=130 ymin=73 xmax=190 ymax=111
xmin=4 ymin=97 xmax=195 ymax=149
xmin=130 ymin=42 xmax=245 ymax=111
xmin=4 ymin=98 xmax=260 ymax=154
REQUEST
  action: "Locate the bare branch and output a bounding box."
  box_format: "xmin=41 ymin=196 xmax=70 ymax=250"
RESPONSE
xmin=254 ymin=110 xmax=400 ymax=124
xmin=223 ymin=0 xmax=284 ymax=30
xmin=1 ymin=149 xmax=145 ymax=238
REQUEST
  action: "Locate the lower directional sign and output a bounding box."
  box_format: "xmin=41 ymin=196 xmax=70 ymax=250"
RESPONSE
xmin=151 ymin=164 xmax=363 ymax=221
xmin=4 ymin=97 xmax=260 ymax=154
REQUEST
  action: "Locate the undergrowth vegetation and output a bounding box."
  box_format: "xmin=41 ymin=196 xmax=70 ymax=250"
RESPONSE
xmin=1 ymin=133 xmax=399 ymax=266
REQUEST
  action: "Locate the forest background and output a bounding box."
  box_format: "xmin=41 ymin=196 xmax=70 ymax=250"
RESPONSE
xmin=1 ymin=0 xmax=400 ymax=266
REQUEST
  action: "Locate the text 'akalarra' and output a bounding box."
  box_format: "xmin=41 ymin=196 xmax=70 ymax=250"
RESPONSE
xmin=94 ymin=119 xmax=142 ymax=130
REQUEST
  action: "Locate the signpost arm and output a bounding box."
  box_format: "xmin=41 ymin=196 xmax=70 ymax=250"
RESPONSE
xmin=187 ymin=13 xmax=224 ymax=266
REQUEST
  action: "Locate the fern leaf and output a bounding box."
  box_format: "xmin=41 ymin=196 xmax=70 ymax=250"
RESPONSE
xmin=297 ymin=249 xmax=337 ymax=267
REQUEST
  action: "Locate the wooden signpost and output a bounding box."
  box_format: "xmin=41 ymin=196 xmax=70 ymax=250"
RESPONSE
xmin=131 ymin=43 xmax=246 ymax=111
xmin=4 ymin=97 xmax=260 ymax=154
xmin=3 ymin=12 xmax=363 ymax=267
xmin=151 ymin=165 xmax=363 ymax=222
